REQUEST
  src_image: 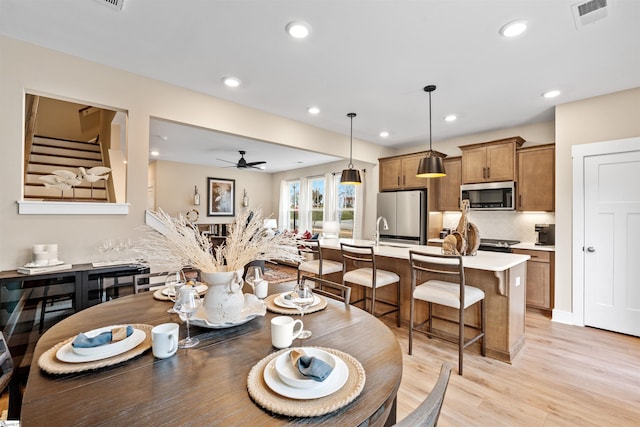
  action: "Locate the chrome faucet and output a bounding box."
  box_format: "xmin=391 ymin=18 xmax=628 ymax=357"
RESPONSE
xmin=375 ymin=216 xmax=389 ymax=246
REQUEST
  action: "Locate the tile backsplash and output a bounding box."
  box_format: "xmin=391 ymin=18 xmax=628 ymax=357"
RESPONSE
xmin=442 ymin=211 xmax=555 ymax=244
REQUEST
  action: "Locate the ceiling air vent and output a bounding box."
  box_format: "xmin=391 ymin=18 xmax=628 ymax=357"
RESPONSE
xmin=95 ymin=0 xmax=124 ymax=10
xmin=572 ymin=0 xmax=612 ymax=28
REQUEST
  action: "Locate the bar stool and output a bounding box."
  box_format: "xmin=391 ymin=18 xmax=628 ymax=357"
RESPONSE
xmin=408 ymin=250 xmax=486 ymax=375
xmin=297 ymin=239 xmax=342 ymax=283
xmin=341 ymin=243 xmax=400 ymax=326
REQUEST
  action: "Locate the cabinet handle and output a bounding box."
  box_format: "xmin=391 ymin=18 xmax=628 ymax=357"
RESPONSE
xmin=403 ymin=176 xmax=405 ymax=185
xmin=519 ymin=194 xmax=522 ymax=208
xmin=483 ymin=167 xmax=487 ymax=179
xmin=397 ymin=176 xmax=400 ymax=186
xmin=487 ymin=166 xmax=490 ymax=179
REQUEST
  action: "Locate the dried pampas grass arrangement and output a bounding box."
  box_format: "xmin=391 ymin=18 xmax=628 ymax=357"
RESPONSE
xmin=135 ymin=208 xmax=303 ymax=272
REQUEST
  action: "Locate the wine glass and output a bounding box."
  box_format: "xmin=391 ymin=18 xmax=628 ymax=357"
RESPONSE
xmin=173 ymin=286 xmax=200 ymax=348
xmin=244 ymin=266 xmax=264 ymax=294
xmin=166 ymin=270 xmax=186 ymax=314
xmin=290 ymin=280 xmax=314 ymax=339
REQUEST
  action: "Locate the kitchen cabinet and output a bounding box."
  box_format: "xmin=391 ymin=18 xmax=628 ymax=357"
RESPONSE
xmin=436 ymin=157 xmax=462 ymax=211
xmin=379 ymin=153 xmax=430 ymax=191
xmin=460 ymin=136 xmax=524 ymax=184
xmin=512 ymin=248 xmax=554 ymax=313
xmin=517 ymin=144 xmax=555 ymax=212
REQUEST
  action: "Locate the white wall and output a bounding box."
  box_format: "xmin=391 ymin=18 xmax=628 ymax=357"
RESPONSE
xmin=555 ymin=87 xmax=640 ymax=318
xmin=0 ymin=35 xmax=384 ymax=269
xmin=152 ymin=160 xmax=275 ymax=224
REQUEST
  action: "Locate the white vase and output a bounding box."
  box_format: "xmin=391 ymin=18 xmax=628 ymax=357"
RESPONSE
xmin=201 ymin=268 xmax=245 ymax=323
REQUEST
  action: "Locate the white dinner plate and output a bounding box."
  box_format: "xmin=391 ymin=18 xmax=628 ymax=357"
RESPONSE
xmin=71 ymin=325 xmax=137 ymax=356
xmin=161 ymin=283 xmax=208 ymax=296
xmin=274 ymin=348 xmax=337 ymax=389
xmin=56 ymin=328 xmax=146 ymax=363
xmin=273 ymin=293 xmax=322 ymax=309
xmin=263 ymin=351 xmax=348 ymax=399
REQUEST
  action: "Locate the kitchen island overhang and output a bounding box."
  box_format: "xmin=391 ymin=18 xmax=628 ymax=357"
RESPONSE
xmin=320 ymin=239 xmax=530 ymax=364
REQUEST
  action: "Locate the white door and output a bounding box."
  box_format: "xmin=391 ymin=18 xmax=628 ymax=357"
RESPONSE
xmin=583 ymin=150 xmax=640 ymax=336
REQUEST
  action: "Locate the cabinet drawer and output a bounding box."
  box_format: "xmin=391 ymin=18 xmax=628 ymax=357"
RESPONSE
xmin=513 ymin=249 xmax=551 ymax=263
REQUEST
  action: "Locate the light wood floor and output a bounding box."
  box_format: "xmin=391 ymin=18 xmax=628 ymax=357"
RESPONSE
xmin=2 ymin=304 xmax=639 ymax=425
xmin=388 ymin=310 xmax=640 ymax=426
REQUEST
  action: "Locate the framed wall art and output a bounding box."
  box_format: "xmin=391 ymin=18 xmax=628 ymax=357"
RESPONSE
xmin=207 ymin=177 xmax=235 ymax=217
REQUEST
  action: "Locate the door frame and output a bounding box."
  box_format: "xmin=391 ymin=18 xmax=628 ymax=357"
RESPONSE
xmin=572 ymin=136 xmax=640 ymax=326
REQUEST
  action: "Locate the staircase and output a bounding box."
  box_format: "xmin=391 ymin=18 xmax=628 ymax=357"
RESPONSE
xmin=23 ymin=94 xmax=116 ymax=202
xmin=23 ymin=136 xmax=110 ymax=201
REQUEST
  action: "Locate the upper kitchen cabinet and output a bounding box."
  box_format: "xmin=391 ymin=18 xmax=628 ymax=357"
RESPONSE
xmin=379 ymin=153 xmax=431 ymax=191
xmin=436 ymin=156 xmax=462 ymax=211
xmin=517 ymin=144 xmax=555 ymax=212
xmin=460 ymin=136 xmax=524 ymax=184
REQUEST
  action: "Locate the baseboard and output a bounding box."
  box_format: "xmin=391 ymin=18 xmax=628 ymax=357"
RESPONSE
xmin=551 ymin=309 xmax=576 ymax=325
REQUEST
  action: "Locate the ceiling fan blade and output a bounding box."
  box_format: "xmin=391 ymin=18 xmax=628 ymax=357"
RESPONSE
xmin=216 ymin=158 xmax=238 ymax=166
xmin=246 ymin=161 xmax=266 ymax=167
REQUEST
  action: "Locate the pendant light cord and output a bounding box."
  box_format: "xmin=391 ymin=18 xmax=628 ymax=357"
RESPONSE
xmin=428 ymin=89 xmax=432 ymax=152
xmin=347 ymin=112 xmax=356 ymax=168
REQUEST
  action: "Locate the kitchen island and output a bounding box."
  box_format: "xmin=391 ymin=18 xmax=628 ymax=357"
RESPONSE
xmin=319 ymin=239 xmax=530 ymax=363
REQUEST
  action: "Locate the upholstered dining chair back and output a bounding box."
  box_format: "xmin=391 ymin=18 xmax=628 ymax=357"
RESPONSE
xmin=300 ymin=275 xmax=351 ymax=305
xmin=394 ymin=363 xmax=452 ymax=427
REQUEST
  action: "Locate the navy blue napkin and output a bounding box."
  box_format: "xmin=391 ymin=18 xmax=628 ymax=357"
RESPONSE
xmin=72 ymin=325 xmax=133 ymax=348
xmin=296 ymin=355 xmax=334 ymax=382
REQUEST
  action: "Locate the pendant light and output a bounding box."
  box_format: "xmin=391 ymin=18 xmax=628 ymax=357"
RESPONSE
xmin=340 ymin=112 xmax=362 ymax=185
xmin=416 ymin=85 xmax=446 ymax=178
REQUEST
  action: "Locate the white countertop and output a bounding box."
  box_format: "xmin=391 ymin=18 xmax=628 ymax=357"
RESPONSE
xmin=320 ymin=238 xmax=529 ymax=272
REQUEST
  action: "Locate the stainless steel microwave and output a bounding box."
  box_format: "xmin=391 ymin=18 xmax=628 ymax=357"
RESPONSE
xmin=460 ymin=181 xmax=515 ymax=210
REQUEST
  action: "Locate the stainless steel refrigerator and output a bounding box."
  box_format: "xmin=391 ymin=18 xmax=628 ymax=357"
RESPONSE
xmin=376 ymin=190 xmax=428 ymax=245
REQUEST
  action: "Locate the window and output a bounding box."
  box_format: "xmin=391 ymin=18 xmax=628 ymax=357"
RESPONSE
xmin=309 ymin=177 xmax=325 ymax=235
xmin=336 ymin=181 xmax=356 ymax=238
xmin=285 ymin=180 xmax=300 ymax=231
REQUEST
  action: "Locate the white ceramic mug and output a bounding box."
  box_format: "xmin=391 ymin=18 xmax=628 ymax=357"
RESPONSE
xmin=271 ymin=316 xmax=303 ymax=349
xmin=151 ymin=323 xmax=179 ymax=358
xmin=254 ymin=280 xmax=268 ymax=299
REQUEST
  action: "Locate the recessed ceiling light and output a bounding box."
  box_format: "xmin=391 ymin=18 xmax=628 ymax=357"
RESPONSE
xmin=499 ymin=20 xmax=528 ymax=38
xmin=223 ymin=76 xmax=241 ymax=88
xmin=444 ymin=114 xmax=457 ymax=122
xmin=307 ymin=106 xmax=320 ymax=115
xmin=542 ymin=90 xmax=561 ymax=98
xmin=150 ymin=151 xmax=159 ymax=156
xmin=379 ymin=131 xmax=389 ymax=138
xmin=286 ymin=21 xmax=311 ymax=39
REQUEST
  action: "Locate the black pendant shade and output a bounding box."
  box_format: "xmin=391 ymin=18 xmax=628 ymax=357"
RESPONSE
xmin=416 ymin=85 xmax=446 ymax=178
xmin=340 ymin=112 xmax=362 ymax=185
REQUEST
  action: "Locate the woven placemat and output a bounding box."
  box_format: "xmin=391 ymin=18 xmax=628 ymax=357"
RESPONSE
xmin=264 ymin=294 xmax=328 ymax=315
xmin=247 ymin=347 xmax=366 ymax=417
xmin=38 ymin=324 xmax=153 ymax=375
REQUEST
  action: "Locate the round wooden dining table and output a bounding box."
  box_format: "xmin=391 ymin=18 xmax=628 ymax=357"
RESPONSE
xmin=21 ymin=283 xmax=403 ymax=426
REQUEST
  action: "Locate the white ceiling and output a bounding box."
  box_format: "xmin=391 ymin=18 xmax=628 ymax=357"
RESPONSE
xmin=2 ymin=0 xmax=639 ymax=172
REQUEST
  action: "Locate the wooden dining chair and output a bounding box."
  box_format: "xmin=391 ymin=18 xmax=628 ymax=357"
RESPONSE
xmin=300 ymin=275 xmax=351 ymax=305
xmin=133 ymin=271 xmax=170 ymax=294
xmin=297 ymin=239 xmax=343 ymax=283
xmin=408 ymin=250 xmax=485 ymax=375
xmin=394 ymin=363 xmax=452 ymax=427
xmin=341 ymin=243 xmax=401 ymax=326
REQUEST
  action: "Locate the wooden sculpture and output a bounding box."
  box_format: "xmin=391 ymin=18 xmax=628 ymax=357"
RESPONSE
xmin=442 ymin=199 xmax=480 ymax=256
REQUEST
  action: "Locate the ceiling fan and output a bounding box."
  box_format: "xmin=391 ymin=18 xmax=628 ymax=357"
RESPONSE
xmin=217 ymin=150 xmax=266 ymax=170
